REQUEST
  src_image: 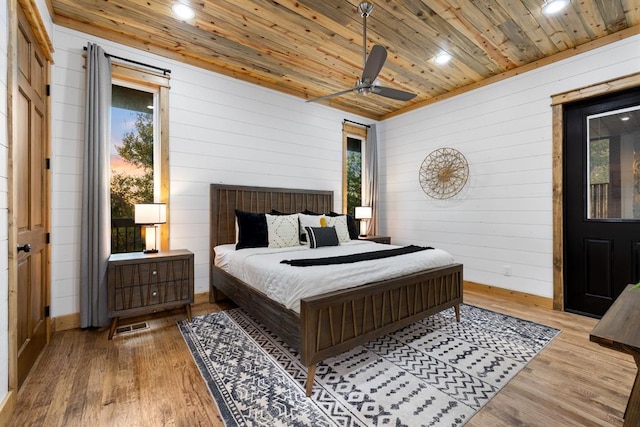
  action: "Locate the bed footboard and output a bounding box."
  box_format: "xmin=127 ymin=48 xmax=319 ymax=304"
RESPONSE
xmin=299 ymin=263 xmax=463 ymax=395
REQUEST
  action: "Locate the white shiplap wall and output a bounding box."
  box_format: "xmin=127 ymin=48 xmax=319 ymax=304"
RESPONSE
xmin=0 ymin=0 xmax=10 ymax=403
xmin=379 ymin=34 xmax=640 ymax=299
xmin=50 ymin=26 xmax=373 ymax=317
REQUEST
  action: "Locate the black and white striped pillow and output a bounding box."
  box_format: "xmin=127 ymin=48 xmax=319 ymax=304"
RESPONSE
xmin=304 ymin=226 xmax=339 ymax=249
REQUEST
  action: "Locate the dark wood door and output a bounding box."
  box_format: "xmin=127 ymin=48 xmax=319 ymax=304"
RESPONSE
xmin=564 ymin=87 xmax=640 ymax=317
xmin=16 ymin=5 xmax=49 ymax=388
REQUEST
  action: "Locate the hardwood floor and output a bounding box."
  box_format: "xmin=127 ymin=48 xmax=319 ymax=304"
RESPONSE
xmin=8 ymin=289 xmax=636 ymax=426
xmin=463 ymin=292 xmax=634 ymax=427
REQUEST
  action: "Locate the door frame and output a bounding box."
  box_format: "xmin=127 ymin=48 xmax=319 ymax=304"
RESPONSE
xmin=3 ymin=0 xmax=53 ymax=419
xmin=551 ymin=72 xmax=640 ymax=311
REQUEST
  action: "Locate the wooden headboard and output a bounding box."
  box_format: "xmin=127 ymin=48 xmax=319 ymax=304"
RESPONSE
xmin=209 ymin=184 xmax=334 ymax=249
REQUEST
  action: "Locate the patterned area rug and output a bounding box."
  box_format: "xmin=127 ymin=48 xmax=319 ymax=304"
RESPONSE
xmin=178 ymin=304 xmax=559 ymax=426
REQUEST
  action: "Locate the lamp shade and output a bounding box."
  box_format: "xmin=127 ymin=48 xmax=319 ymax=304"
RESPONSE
xmin=134 ymin=203 xmax=167 ymax=225
xmin=354 ymin=206 xmax=372 ymax=220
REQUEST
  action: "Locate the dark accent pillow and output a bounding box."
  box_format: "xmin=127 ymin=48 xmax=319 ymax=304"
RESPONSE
xmin=235 ymin=209 xmax=268 ymax=250
xmin=305 ymin=226 xmax=339 ymax=249
xmin=328 ymin=212 xmax=359 ymax=240
xmin=270 ymin=209 xmax=292 ymax=215
xmin=303 ymin=209 xmax=321 ymax=215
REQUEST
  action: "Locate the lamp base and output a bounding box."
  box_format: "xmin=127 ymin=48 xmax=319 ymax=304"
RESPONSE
xmin=359 ymin=221 xmax=368 ymax=237
xmin=143 ymin=225 xmax=159 ymax=254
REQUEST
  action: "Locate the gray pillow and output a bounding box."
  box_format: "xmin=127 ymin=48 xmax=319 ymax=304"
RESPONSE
xmin=304 ymin=226 xmax=339 ymax=248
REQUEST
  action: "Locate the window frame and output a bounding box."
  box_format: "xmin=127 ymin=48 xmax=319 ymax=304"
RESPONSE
xmin=342 ymin=123 xmax=367 ymax=213
xmin=111 ymin=63 xmax=170 ymax=251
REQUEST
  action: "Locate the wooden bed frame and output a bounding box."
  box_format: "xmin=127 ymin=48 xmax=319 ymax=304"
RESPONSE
xmin=209 ymin=184 xmax=463 ymax=396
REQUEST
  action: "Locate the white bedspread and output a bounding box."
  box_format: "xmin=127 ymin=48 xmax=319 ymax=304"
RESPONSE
xmin=214 ymin=240 xmax=455 ymax=313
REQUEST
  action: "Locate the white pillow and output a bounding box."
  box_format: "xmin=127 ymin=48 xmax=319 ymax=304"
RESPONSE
xmin=325 ymin=215 xmax=351 ymax=243
xmin=298 ymin=213 xmax=325 ymax=244
xmin=265 ymin=214 xmax=300 ymax=248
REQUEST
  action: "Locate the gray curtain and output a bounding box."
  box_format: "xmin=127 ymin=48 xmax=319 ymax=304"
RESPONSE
xmin=80 ymin=43 xmax=112 ymax=328
xmin=363 ymin=124 xmax=378 ymax=236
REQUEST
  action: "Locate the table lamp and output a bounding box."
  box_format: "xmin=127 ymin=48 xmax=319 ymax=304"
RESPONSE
xmin=355 ymin=206 xmax=372 ymax=237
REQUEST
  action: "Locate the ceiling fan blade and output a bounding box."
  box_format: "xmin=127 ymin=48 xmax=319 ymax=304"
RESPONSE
xmin=306 ymin=87 xmax=358 ymax=103
xmin=308 ymin=6 xmax=415 ymax=104
xmin=361 ymin=44 xmax=387 ymax=83
xmin=372 ymin=85 xmax=417 ymax=101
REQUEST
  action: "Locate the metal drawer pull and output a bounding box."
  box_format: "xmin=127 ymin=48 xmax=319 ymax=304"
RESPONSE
xmin=152 ymin=270 xmax=157 ymax=275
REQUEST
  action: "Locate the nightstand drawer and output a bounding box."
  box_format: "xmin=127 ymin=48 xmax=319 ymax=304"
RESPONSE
xmin=110 ymin=270 xmax=191 ymax=311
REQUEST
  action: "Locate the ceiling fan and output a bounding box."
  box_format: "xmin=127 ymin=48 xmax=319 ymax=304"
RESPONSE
xmin=307 ymin=2 xmax=417 ymax=104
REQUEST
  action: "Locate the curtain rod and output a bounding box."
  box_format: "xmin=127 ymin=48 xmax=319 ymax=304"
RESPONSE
xmin=83 ymin=46 xmax=171 ymax=75
xmin=343 ymin=119 xmax=370 ymax=128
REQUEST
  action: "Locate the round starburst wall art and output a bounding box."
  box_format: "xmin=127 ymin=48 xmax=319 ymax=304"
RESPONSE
xmin=419 ymin=147 xmax=469 ymax=199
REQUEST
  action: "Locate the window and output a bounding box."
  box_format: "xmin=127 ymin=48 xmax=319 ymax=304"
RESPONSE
xmin=109 ymin=64 xmax=169 ymax=253
xmin=587 ymin=106 xmax=640 ymax=219
xmin=346 ymin=137 xmax=363 ymax=216
xmin=342 ymin=124 xmax=367 ymax=216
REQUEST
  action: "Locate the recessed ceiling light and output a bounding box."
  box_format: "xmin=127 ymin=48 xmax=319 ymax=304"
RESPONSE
xmin=620 ymin=115 xmax=630 ymax=121
xmin=172 ymin=3 xmax=195 ymax=20
xmin=434 ymin=52 xmax=452 ymax=65
xmin=542 ymin=0 xmax=570 ymax=15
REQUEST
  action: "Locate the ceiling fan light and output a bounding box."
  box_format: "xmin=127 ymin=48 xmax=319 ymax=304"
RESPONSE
xmin=357 ymin=85 xmax=372 ymax=96
xmin=358 ymin=2 xmax=374 ymax=17
xmin=434 ymin=52 xmax=452 ymax=65
xmin=172 ymin=3 xmax=195 ymax=20
xmin=542 ymin=0 xmax=569 ymax=15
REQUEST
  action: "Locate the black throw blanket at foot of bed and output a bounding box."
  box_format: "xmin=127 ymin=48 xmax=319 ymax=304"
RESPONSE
xmin=280 ymin=245 xmax=433 ymax=267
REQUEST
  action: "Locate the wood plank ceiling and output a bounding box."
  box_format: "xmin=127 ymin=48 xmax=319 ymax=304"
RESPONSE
xmin=50 ymin=0 xmax=640 ymax=120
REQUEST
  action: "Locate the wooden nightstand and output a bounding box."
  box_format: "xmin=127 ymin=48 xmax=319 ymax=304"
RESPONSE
xmin=107 ymin=249 xmax=194 ymax=339
xmin=359 ymin=235 xmax=391 ymax=244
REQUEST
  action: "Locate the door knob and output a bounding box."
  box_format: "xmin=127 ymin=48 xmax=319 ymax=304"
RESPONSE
xmin=17 ymin=243 xmax=31 ymax=253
